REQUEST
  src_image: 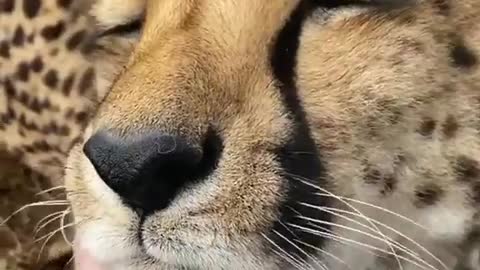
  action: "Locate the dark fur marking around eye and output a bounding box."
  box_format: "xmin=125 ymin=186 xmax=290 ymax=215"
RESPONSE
xmin=450 ymin=37 xmax=478 ymax=69
xmin=442 ymin=115 xmax=459 ymax=139
xmin=414 ymin=184 xmax=444 ymax=207
xmin=418 ymin=117 xmax=436 ymax=137
xmin=455 ymin=156 xmax=480 ymax=182
xmin=23 ymin=0 xmax=41 ymax=19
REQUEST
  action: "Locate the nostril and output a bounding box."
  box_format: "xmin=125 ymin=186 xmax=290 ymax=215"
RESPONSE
xmin=82 ymin=129 xmax=223 ymax=212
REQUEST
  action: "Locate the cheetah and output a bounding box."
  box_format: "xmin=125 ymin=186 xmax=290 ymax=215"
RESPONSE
xmin=3 ymin=0 xmax=480 ymax=270
xmin=67 ymin=0 xmax=480 ymax=269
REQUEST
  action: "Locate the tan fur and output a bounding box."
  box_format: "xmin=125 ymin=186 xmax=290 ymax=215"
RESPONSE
xmin=66 ymin=0 xmax=480 ymax=269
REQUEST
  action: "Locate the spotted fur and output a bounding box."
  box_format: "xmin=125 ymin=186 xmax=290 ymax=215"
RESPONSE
xmin=0 ymin=0 xmax=99 ymax=182
xmin=0 ymin=0 xmax=99 ymax=268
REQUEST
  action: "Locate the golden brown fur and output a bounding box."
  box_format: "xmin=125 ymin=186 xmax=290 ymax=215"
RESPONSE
xmin=65 ymin=0 xmax=480 ymax=269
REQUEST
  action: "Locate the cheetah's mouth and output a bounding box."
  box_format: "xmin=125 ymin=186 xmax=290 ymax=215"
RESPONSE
xmin=74 ymin=246 xmax=107 ymax=270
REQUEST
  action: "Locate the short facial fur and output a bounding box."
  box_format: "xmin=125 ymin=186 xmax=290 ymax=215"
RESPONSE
xmin=66 ymin=0 xmax=480 ymax=269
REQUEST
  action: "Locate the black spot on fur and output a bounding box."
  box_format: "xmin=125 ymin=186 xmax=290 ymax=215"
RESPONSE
xmin=57 ymin=0 xmax=72 ymax=9
xmin=43 ymin=70 xmax=59 ymax=88
xmin=62 ymin=73 xmax=75 ymax=96
xmin=30 ymin=56 xmax=44 ymax=72
xmin=442 ymin=115 xmax=459 ymax=139
xmin=50 ymin=48 xmax=59 ymax=57
xmin=433 ymin=0 xmax=450 ymax=15
xmin=75 ymin=111 xmax=88 ymax=124
xmin=415 ymin=184 xmax=444 ymax=207
xmin=364 ymin=167 xmax=382 ymax=185
xmin=12 ymin=25 xmax=25 ymax=47
xmin=58 ymin=125 xmax=70 ymax=136
xmin=18 ymin=91 xmax=28 ymax=105
xmin=66 ymin=30 xmax=86 ymax=51
xmin=79 ymin=68 xmax=94 ymax=94
xmin=23 ymin=0 xmax=41 ymax=19
xmin=0 ymin=41 xmax=10 ymax=58
xmin=382 ymin=175 xmax=397 ymax=195
xmin=450 ymin=38 xmax=478 ymax=69
xmin=364 ymin=166 xmax=397 ymax=195
xmin=471 ymin=183 xmax=480 ymax=203
xmin=418 ymin=117 xmax=436 ymax=137
xmin=4 ymin=79 xmax=16 ymax=97
xmin=16 ymin=62 xmax=30 ymax=81
xmin=2 ymin=0 xmax=14 ymax=13
xmin=30 ymin=98 xmax=41 ymax=113
xmin=41 ymin=21 xmax=65 ymax=41
xmin=455 ymin=156 xmax=480 ymax=182
xmin=27 ymin=33 xmax=35 ymax=43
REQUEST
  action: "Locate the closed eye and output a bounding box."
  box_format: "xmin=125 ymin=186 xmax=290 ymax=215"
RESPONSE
xmin=99 ymin=19 xmax=143 ymax=38
xmin=312 ymin=0 xmax=409 ymax=9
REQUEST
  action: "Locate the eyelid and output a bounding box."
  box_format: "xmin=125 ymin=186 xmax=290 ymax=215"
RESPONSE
xmin=99 ymin=19 xmax=143 ymax=38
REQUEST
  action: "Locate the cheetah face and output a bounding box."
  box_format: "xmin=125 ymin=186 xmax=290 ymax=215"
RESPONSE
xmin=65 ymin=0 xmax=480 ymax=269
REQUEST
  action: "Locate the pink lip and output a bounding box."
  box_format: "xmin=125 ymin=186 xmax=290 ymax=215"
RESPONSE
xmin=74 ymin=244 xmax=108 ymax=270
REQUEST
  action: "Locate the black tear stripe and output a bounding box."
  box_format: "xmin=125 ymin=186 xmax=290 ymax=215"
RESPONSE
xmin=268 ymin=1 xmax=409 ymax=264
xmin=268 ymin=0 xmax=332 ymax=265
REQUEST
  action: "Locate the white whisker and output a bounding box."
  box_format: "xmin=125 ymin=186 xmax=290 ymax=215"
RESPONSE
xmin=295 ymin=214 xmax=433 ymax=270
xmin=36 ymin=222 xmax=75 ymax=262
xmin=288 ymin=223 xmax=434 ymax=270
xmin=299 ymin=203 xmax=448 ymax=270
xmin=60 ymin=208 xmax=73 ymax=246
xmin=36 ymin=186 xmax=66 ymax=196
xmin=293 ymin=238 xmax=353 ymax=270
xmin=261 ymin=233 xmax=313 ymax=270
xmin=35 ymin=211 xmax=65 ymax=237
xmin=287 ymin=174 xmax=405 ymax=270
xmin=1 ymin=200 xmax=70 ymax=226
xmin=272 ymin=229 xmax=327 ymax=270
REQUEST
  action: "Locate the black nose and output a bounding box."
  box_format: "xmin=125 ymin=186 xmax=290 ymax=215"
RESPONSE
xmin=83 ymin=130 xmax=222 ymax=213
